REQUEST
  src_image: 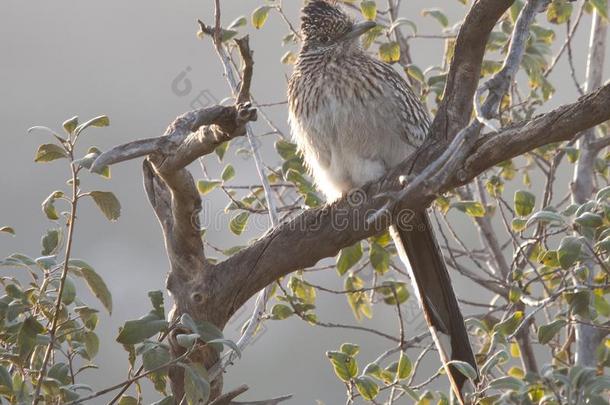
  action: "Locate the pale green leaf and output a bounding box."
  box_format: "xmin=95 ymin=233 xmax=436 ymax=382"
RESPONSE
xmin=229 ymin=211 xmax=249 ymax=235
xmin=537 ymin=319 xmax=566 ymax=344
xmin=360 ymin=1 xmax=377 ymax=20
xmin=252 ymin=6 xmax=271 ymax=29
xmin=63 ymin=116 xmax=79 ymax=135
xmin=197 ymin=180 xmax=221 ymax=195
xmin=89 ymin=191 xmax=121 ymax=221
xmin=75 ymin=115 xmax=110 ymax=136
xmin=34 ymin=143 xmax=68 ymax=163
xmin=514 ymin=190 xmax=535 ymax=217
xmin=354 ymin=376 xmax=379 ymax=400
xmin=422 ymin=9 xmax=449 ymax=27
xmin=336 ymin=242 xmax=363 ymax=275
xmin=327 ymin=351 xmax=358 ymax=382
xmin=70 ymin=259 xmax=113 ymax=314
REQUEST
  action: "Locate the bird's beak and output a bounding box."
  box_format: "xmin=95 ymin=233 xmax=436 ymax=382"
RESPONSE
xmin=342 ymin=21 xmax=377 ymax=42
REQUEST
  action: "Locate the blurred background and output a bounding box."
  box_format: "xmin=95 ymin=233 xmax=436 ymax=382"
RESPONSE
xmin=0 ymin=1 xmax=600 ymax=403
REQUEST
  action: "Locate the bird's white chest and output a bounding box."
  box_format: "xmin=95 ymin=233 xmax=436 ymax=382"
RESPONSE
xmin=289 ymin=88 xmax=409 ymax=201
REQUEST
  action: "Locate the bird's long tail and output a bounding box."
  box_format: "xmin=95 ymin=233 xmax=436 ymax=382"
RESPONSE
xmin=389 ymin=211 xmax=478 ymax=404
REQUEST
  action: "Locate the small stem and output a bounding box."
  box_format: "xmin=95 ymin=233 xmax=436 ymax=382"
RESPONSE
xmin=32 ymin=161 xmax=79 ymax=405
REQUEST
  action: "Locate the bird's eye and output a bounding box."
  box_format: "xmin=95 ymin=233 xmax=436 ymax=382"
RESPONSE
xmin=319 ymin=35 xmax=330 ymax=43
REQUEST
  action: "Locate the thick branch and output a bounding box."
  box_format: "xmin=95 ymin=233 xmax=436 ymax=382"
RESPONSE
xmin=216 ymin=83 xmax=610 ymax=314
xmin=429 ymin=0 xmax=514 ymax=142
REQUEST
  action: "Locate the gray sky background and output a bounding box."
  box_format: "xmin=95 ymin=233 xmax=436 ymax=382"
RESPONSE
xmin=0 ymin=1 xmax=602 ymax=404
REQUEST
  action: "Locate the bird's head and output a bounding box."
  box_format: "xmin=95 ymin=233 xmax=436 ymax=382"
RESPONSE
xmin=300 ymin=0 xmax=376 ymax=53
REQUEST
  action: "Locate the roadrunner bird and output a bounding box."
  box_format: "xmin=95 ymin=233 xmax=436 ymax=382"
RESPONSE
xmin=288 ymin=1 xmax=478 ymax=401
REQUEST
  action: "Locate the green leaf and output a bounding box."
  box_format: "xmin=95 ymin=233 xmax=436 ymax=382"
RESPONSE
xmin=280 ymin=51 xmax=297 ymax=65
xmin=271 ymin=304 xmax=293 ymax=320
xmin=83 ymin=331 xmax=100 ymax=359
xmin=547 ymin=0 xmax=573 ymax=24
xmin=207 ymin=338 xmax=240 ymax=356
xmin=480 ymin=350 xmax=509 ymax=376
xmin=354 ymin=376 xmax=379 ymax=400
xmin=406 ymin=64 xmax=425 ymax=83
xmin=363 ymin=363 xmax=382 ymax=379
xmin=142 ymin=343 xmax=171 ymax=371
xmin=252 ymin=6 xmax=271 ymax=29
xmin=446 ymin=360 xmax=477 ymax=381
xmin=593 ymin=291 xmax=610 ymax=317
xmin=537 ymin=319 xmax=566 ymax=344
xmin=360 ymin=1 xmax=377 ymax=20
xmin=421 ymin=9 xmax=449 ymax=27
xmin=451 ymin=201 xmax=486 ymax=217
xmin=345 ymin=276 xmax=373 ymax=321
xmin=63 ymin=116 xmax=79 ymax=135
xmin=75 ymin=306 xmax=100 ymax=330
xmin=565 ymin=290 xmax=591 ymax=318
xmin=288 ymin=276 xmax=316 ymax=305
xmin=575 ymin=212 xmax=603 ymax=228
xmin=526 ymin=210 xmax=565 ymax=227
xmin=495 ymin=311 xmax=524 ymax=336
xmin=590 ymin=0 xmax=608 ymax=20
xmin=75 ymin=147 xmax=110 ymax=177
xmin=510 ymin=0 xmax=525 ymax=22
xmin=275 ymin=140 xmax=297 ymax=160
xmin=327 ymin=351 xmax=358 ymax=382
xmin=397 ymin=352 xmax=412 ymax=379
xmin=596 ymin=185 xmax=610 ymax=201
xmin=229 ymin=212 xmax=249 ymax=235
xmin=89 ymin=191 xmax=121 ymax=221
xmin=511 ymin=218 xmax=527 ymax=232
xmin=340 ymin=343 xmax=360 ymax=357
xmin=116 ymin=313 xmax=168 ymax=345
xmin=183 ymin=364 xmax=210 ymax=405
xmin=0 ymin=364 xmax=12 ymax=392
xmin=176 ymin=333 xmax=200 ymax=349
xmin=565 ymin=146 xmax=580 ymax=163
xmin=488 ymin=376 xmax=526 ymax=391
xmin=41 ymin=228 xmax=61 ymax=255
xmin=215 ymin=140 xmax=230 ymax=161
xmin=34 ymin=143 xmax=68 ymax=163
xmin=514 ymin=190 xmax=536 ymax=217
xmin=379 ymin=42 xmax=400 ymax=63
xmin=379 ymin=281 xmax=410 ymax=305
xmin=221 ymin=165 xmax=235 ymax=182
xmin=69 ymin=259 xmax=113 ymax=314
xmin=557 ymin=236 xmax=582 ymax=269
xmin=17 ymin=317 xmax=44 ymax=364
xmin=369 ymin=242 xmax=389 ymax=274
xmin=117 ymin=396 xmax=138 ymax=405
xmin=149 ymin=290 xmax=165 ymax=319
xmin=42 ymin=190 xmax=64 ymax=220
xmin=60 ymin=276 xmax=77 ymax=305
xmin=0 ymin=226 xmax=15 ymax=236
xmin=197 ymin=180 xmax=221 ymax=195
xmin=151 ymin=397 xmax=174 ymax=405
xmin=336 ymin=242 xmax=363 ymax=275
xmin=75 ymin=115 xmax=110 ymax=136
xmin=228 ymin=16 xmax=248 ymax=30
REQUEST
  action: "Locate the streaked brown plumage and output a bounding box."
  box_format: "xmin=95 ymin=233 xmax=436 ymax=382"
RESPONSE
xmin=288 ymin=1 xmax=477 ymax=401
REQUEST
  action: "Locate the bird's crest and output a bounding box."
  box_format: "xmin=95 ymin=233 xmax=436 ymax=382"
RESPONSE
xmin=300 ymin=0 xmax=353 ymax=46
